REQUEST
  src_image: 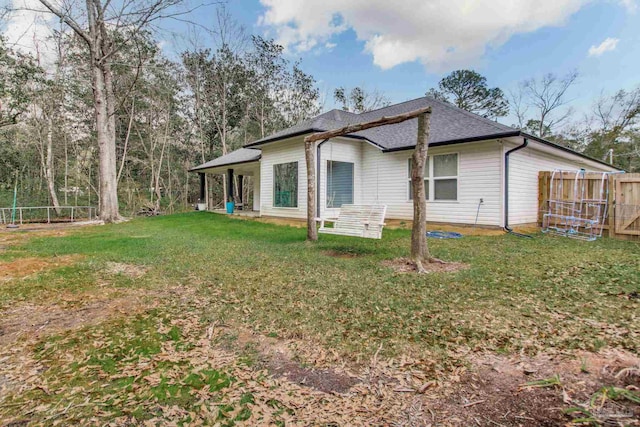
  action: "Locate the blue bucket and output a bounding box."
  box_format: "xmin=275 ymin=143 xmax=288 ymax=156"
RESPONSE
xmin=226 ymin=201 xmax=235 ymax=214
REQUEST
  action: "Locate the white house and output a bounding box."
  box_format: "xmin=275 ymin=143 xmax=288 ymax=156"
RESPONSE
xmin=191 ymin=97 xmax=619 ymax=228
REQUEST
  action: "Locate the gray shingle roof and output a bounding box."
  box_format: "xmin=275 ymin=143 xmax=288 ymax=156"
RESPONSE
xmin=190 ymin=148 xmax=261 ymax=171
xmin=245 ymin=96 xmax=518 ymax=151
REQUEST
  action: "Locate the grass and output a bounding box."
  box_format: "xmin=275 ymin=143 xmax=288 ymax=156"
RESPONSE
xmin=0 ymin=212 xmax=638 ymax=424
xmin=4 ymin=212 xmax=639 ymax=357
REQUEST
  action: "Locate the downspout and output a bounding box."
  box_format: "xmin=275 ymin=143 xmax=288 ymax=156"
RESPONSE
xmin=504 ymin=137 xmax=532 ymax=238
xmin=316 ymin=139 xmax=330 ymax=217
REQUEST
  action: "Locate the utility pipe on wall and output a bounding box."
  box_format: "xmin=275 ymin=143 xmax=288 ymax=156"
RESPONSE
xmin=504 ymin=138 xmax=532 ymax=238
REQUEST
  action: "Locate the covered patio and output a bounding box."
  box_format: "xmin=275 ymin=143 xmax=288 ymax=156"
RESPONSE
xmin=190 ymin=148 xmax=261 ymax=213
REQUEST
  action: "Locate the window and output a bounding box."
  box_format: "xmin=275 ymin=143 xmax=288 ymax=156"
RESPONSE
xmin=327 ymin=161 xmax=354 ymax=208
xmin=433 ymin=154 xmax=458 ymax=200
xmin=408 ymin=153 xmax=458 ymax=201
xmin=273 ymin=162 xmax=298 ymax=207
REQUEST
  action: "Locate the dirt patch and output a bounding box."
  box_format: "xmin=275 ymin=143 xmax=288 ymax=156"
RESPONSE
xmin=266 ymin=352 xmax=360 ymax=393
xmin=221 ymin=326 xmax=361 ymax=394
xmin=384 ymin=220 xmax=507 ymax=235
xmin=104 ymin=262 xmax=148 ymax=278
xmin=382 ymin=257 xmax=470 ymax=274
xmin=0 ymin=285 xmax=194 ymax=348
xmin=323 ymin=250 xmax=361 ymax=259
xmin=0 ymin=229 xmax=68 ymax=246
xmin=424 ymin=350 xmax=640 ymax=426
xmin=0 ymin=290 xmax=153 ymax=346
xmin=0 ymin=255 xmax=81 ymax=281
xmin=252 ymin=215 xmax=306 ymax=228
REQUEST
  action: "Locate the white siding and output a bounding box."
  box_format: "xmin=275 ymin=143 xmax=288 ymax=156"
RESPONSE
xmin=507 ymin=140 xmax=614 ymax=225
xmin=260 ymin=137 xmax=308 ymax=218
xmin=257 ymin=135 xmax=617 ymax=226
xmin=361 ymin=140 xmax=504 ymax=226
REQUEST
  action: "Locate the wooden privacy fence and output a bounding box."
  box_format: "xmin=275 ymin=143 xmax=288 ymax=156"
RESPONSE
xmin=538 ymin=171 xmax=640 ymax=241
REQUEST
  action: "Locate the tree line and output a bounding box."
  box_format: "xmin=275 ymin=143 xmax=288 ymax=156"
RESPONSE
xmin=1 ymin=2 xmax=638 ymax=221
xmin=427 ymin=69 xmax=639 ymax=171
xmin=0 ymin=3 xmax=321 ymax=219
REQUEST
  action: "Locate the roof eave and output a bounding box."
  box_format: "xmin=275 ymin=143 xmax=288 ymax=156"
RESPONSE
xmin=381 ymin=131 xmax=522 ymax=153
xmin=189 ymin=156 xmax=262 ymax=172
xmin=244 ymin=129 xmax=319 ymax=148
xmin=519 ymin=132 xmax=619 ymax=170
xmin=243 ymin=127 xmax=388 ymax=152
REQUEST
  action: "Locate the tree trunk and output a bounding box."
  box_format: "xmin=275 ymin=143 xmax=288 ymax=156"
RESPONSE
xmin=410 ymin=113 xmax=432 ymax=272
xmin=305 ymin=139 xmax=317 ymax=241
xmin=153 ymin=116 xmax=170 ymax=212
xmin=91 ymin=57 xmax=120 ymax=222
xmin=64 ymin=134 xmax=68 ymax=205
xmin=45 ymin=114 xmax=61 ymax=214
xmin=117 ymin=98 xmax=135 ymax=184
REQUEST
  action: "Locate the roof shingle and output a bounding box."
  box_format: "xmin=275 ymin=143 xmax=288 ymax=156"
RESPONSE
xmin=246 ymin=96 xmax=517 ymax=150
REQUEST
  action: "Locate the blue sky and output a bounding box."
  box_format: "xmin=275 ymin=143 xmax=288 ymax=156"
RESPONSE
xmin=4 ymin=0 xmax=639 ymax=127
xmin=217 ymin=0 xmax=640 ymax=125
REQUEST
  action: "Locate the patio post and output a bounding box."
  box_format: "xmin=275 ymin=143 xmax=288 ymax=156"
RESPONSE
xmin=227 ymin=169 xmax=234 ymax=202
xmin=198 ymin=173 xmax=206 ymax=203
xmin=237 ymin=175 xmax=244 ymax=206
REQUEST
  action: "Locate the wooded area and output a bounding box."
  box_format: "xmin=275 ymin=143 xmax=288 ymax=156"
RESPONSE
xmin=0 ymin=4 xmax=321 ymax=219
xmin=1 ymin=3 xmax=638 ymax=220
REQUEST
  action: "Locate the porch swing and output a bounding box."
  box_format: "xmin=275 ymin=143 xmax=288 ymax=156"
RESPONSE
xmin=316 ymin=139 xmax=387 ymax=239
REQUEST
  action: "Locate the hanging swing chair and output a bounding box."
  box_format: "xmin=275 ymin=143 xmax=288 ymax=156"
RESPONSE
xmin=316 ymin=140 xmax=387 ymax=239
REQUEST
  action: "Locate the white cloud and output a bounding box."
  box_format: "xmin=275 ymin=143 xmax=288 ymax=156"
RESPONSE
xmin=588 ymin=37 xmax=619 ymax=57
xmin=619 ymin=0 xmax=637 ymax=12
xmin=3 ymin=0 xmax=56 ymax=68
xmin=259 ymin=0 xmax=604 ymax=72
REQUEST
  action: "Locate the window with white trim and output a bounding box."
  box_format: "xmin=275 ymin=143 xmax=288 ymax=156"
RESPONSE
xmin=408 ymin=153 xmax=458 ymax=201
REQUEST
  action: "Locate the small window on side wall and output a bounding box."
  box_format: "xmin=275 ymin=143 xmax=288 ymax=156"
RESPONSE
xmin=273 ymin=161 xmax=298 ymax=207
xmin=433 ymin=153 xmax=458 ymax=201
xmin=408 ymin=153 xmax=458 ymax=201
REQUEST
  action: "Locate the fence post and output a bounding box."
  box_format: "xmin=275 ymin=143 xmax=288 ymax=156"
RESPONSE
xmin=607 ymin=175 xmax=616 ymax=238
xmin=538 ymin=171 xmax=550 ymax=227
xmin=19 ymin=208 xmax=22 ymax=225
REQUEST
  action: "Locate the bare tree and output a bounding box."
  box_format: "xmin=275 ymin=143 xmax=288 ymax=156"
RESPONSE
xmin=581 ymin=87 xmax=640 ymax=170
xmin=592 ymin=88 xmax=640 ymax=134
xmin=520 ymin=71 xmax=578 ymax=138
xmin=334 ymin=86 xmax=390 ymax=113
xmin=508 ymin=85 xmax=529 ymax=129
xmin=34 ymin=0 xmax=196 ymax=222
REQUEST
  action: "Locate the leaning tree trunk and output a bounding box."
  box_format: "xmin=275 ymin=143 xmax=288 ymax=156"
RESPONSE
xmin=410 ymin=113 xmax=431 ymax=273
xmin=45 ymin=114 xmax=62 ymax=215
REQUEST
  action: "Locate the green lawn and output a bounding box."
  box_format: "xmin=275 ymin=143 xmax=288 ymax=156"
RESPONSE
xmin=0 ymin=212 xmax=638 ymax=425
